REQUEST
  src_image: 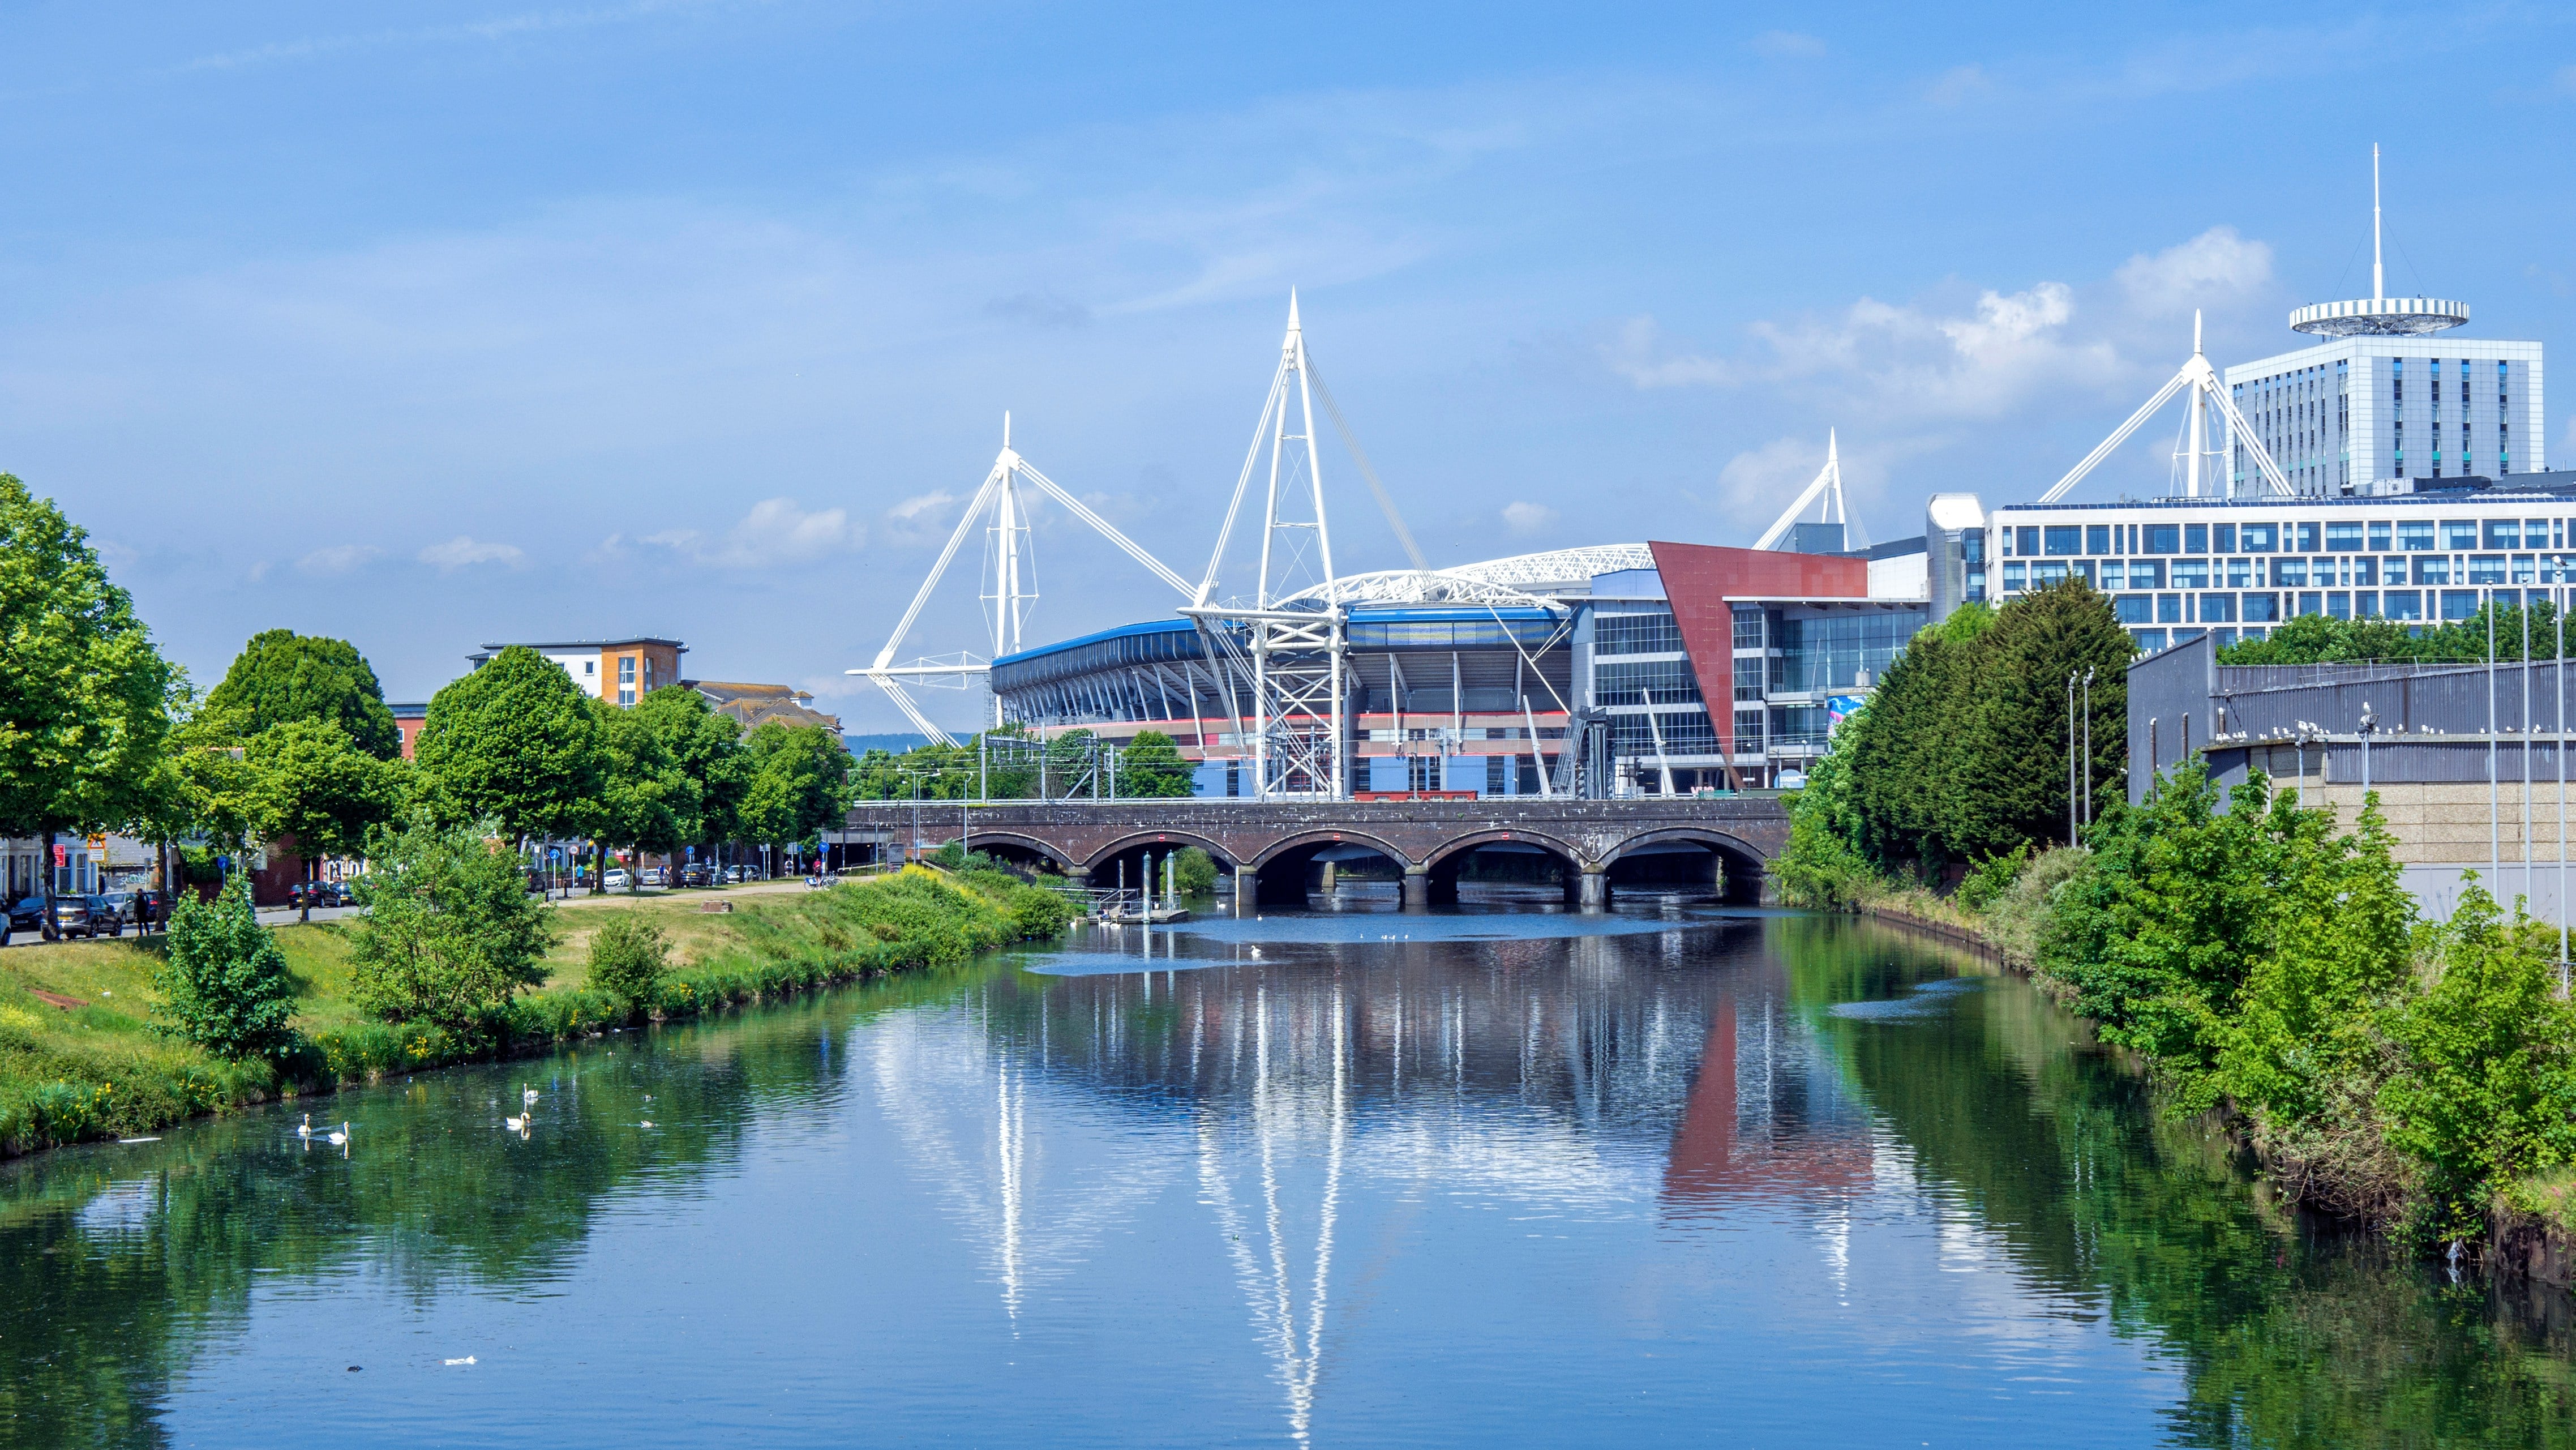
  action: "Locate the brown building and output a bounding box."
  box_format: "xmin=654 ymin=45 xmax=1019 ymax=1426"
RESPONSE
xmin=685 ymin=680 xmax=843 ymax=734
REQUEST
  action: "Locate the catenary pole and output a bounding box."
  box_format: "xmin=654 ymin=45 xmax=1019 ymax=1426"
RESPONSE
xmin=2528 ymin=596 xmax=2536 ymax=906
xmin=2067 ymin=671 xmax=2078 ymax=846
xmin=2562 ymin=578 xmax=2570 ymax=989
xmin=2082 ymin=666 xmax=2095 ymax=829
xmin=2493 ymin=600 xmax=2502 ymax=889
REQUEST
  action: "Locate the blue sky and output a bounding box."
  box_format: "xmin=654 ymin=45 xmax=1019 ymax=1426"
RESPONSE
xmin=7 ymin=2 xmax=2574 ymax=730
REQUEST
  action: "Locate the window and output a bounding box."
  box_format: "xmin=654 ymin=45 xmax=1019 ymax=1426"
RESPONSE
xmin=2086 ymin=525 xmax=2113 ymax=554
xmin=2368 ymin=521 xmax=2391 ymax=550
xmin=2514 ymin=555 xmax=2536 ymax=585
xmin=2326 ymin=522 xmax=2363 ymax=551
xmin=2004 ymin=562 xmax=2026 ymax=591
xmin=2157 ymin=594 xmax=2183 ymax=624
xmin=2213 ymin=523 xmax=2237 ymax=553
xmin=2098 ymin=560 xmax=2126 ymax=590
xmin=2414 ymin=556 xmax=2450 ymax=585
xmin=2271 ymin=558 xmax=2307 ymax=587
xmin=2242 ymin=593 xmax=2281 ymax=622
xmin=2353 ymin=557 xmax=2378 ymax=587
xmin=2184 ymin=523 xmax=2208 ymax=554
xmin=2442 ymin=591 xmax=2480 ymax=621
xmin=2442 ymin=520 xmax=2479 ymax=550
xmin=2115 ymin=594 xmax=2153 ymax=624
xmin=2199 ymin=593 xmax=2238 ymax=622
xmin=2383 ymin=590 xmax=2424 ymax=621
xmin=1600 ymin=610 xmax=1686 ymax=655
xmin=584 ymin=660 xmax=596 ymax=675
xmin=2240 ymin=522 xmax=2277 ymax=551
xmin=2398 ymin=521 xmax=2436 ymax=550
xmin=2128 ymin=559 xmax=2165 ymax=589
xmin=2013 ymin=527 xmax=2039 ymax=557
xmin=2130 ymin=628 xmax=2168 ymax=652
xmin=2170 ymin=558 xmax=2208 ymax=588
xmin=2225 ymin=558 xmax=2252 ymax=588
xmin=2072 ymin=560 xmax=2095 ymax=586
xmin=2043 ymin=525 xmax=2081 ymax=556
xmin=2145 ymin=524 xmax=2181 ymax=554
xmin=1597 ymin=658 xmax=1703 ymax=707
xmin=2035 ymin=561 xmax=2069 ymax=586
xmin=2486 ymin=520 xmax=2522 ymax=549
xmin=2296 ymin=522 xmax=2321 ymax=551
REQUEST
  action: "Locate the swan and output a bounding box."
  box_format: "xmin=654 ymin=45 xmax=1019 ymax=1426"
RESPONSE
xmin=522 ymin=1084 xmax=539 ymax=1106
xmin=297 ymin=1114 xmax=313 ymax=1139
xmin=323 ymin=1122 xmax=349 ymax=1145
xmin=638 ymin=1120 xmax=655 ymax=1128
xmin=503 ymin=1113 xmax=528 ymax=1132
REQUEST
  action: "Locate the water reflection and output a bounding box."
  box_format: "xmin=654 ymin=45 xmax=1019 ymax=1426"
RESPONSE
xmin=3 ymin=908 xmax=2573 ymax=1448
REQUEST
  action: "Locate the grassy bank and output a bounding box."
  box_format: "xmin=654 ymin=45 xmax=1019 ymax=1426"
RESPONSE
xmin=0 ymin=865 xmax=1075 ymax=1158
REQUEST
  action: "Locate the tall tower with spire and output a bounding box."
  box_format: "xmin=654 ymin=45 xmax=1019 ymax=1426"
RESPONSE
xmin=2221 ymin=146 xmax=2543 ymax=495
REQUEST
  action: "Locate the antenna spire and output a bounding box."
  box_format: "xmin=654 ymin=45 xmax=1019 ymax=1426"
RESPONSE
xmin=1002 ymin=410 xmax=1011 ymax=451
xmin=1286 ymin=288 xmax=1301 ymax=333
xmin=2371 ymin=142 xmax=2384 ymax=303
xmin=2193 ymin=309 xmax=2202 ymax=356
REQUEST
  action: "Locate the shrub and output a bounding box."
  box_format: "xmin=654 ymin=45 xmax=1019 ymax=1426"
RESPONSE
xmin=155 ymin=879 xmax=300 ymax=1062
xmin=1953 ymin=844 xmax=2030 ymax=914
xmin=1174 ymin=848 xmax=1218 ymax=896
xmin=587 ymin=916 xmax=670 ymax=1011
xmin=348 ymin=818 xmax=557 ymax=1032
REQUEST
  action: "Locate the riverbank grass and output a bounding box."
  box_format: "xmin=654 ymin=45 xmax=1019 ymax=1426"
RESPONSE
xmin=0 ymin=866 xmax=1074 ymax=1157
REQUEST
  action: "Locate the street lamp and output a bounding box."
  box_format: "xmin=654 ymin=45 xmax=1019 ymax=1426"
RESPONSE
xmin=2081 ymin=665 xmax=2096 ymax=831
xmin=2066 ymin=670 xmax=2079 ymax=846
xmin=2359 ymin=701 xmax=2377 ymax=794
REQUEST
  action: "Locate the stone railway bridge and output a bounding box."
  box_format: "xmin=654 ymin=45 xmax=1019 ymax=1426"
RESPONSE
xmin=841 ymin=797 xmax=1791 ymax=908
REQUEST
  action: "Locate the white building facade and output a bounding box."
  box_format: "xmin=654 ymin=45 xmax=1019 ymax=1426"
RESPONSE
xmin=2225 ymin=337 xmax=2545 ymax=495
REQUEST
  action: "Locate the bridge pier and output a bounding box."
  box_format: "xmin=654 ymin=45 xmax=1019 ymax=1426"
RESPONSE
xmin=1401 ymin=866 xmax=1429 ymax=909
xmin=1578 ymin=865 xmax=1608 ymax=912
xmin=1233 ymin=868 xmax=1253 ymax=915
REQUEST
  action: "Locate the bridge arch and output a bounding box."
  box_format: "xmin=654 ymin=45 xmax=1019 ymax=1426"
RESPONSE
xmin=1083 ymin=828 xmax=1244 ymax=900
xmin=1421 ymin=827 xmax=1587 ymax=906
xmin=1597 ymin=827 xmax=1769 ymax=905
xmin=962 ymin=829 xmax=1079 ymax=876
xmin=1248 ymin=828 xmax=1414 ymax=906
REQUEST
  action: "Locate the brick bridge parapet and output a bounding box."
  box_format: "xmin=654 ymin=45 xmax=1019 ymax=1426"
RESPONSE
xmin=842 ymin=797 xmax=1791 ymax=907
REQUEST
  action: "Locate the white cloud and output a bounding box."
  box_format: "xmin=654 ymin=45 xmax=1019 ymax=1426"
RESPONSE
xmin=2114 ymin=226 xmax=2273 ymax=315
xmin=418 ymin=535 xmax=526 ymax=570
xmin=1502 ymin=501 xmax=1557 ymax=534
xmin=1715 ymin=438 xmax=1827 ymax=520
xmin=1608 ymin=281 xmax=2121 ymax=422
xmin=297 ymin=543 xmax=382 ymax=574
xmin=888 ymin=490 xmax=958 ymax=521
xmin=1750 ymin=30 xmax=1827 ymax=58
xmin=649 ymin=498 xmax=860 ymax=569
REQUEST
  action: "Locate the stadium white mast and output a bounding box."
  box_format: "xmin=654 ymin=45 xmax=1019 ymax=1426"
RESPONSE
xmin=1751 ymin=431 xmax=1846 ymax=551
xmin=852 ymin=417 xmax=1191 ymax=744
xmin=2038 ymin=312 xmax=2290 ymax=503
xmin=1186 ymin=293 xmax=1351 ymax=799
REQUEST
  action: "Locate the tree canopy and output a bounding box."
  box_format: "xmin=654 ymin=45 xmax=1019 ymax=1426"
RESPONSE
xmin=739 ymin=721 xmax=851 ymax=850
xmin=0 ymin=473 xmax=178 ymax=849
xmin=202 ymin=629 xmax=402 ymax=759
xmin=1117 ymin=730 xmax=1196 ymax=797
xmin=247 ymin=717 xmax=401 ymax=882
xmin=413 ymin=646 xmax=605 ymax=842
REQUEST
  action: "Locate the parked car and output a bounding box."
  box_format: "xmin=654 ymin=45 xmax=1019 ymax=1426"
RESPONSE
xmin=640 ymin=866 xmax=668 ymax=887
xmin=49 ymin=896 xmax=92 ymax=939
xmin=681 ymin=865 xmax=713 ymax=888
xmin=94 ymin=892 xmax=137 ymax=935
xmin=602 ymin=869 xmax=632 ymax=891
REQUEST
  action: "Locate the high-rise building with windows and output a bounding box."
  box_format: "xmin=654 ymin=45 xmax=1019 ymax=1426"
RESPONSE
xmin=2222 ymin=146 xmax=2544 ymax=495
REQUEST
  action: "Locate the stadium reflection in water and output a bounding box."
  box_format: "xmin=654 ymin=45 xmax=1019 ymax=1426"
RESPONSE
xmin=5 ymin=905 xmax=2573 ymax=1449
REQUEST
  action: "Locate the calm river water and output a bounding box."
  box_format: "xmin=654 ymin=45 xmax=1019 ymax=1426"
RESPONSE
xmin=6 ymin=899 xmax=2574 ymax=1447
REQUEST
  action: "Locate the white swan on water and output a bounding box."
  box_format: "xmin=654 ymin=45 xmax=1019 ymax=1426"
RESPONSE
xmin=296 ymin=1114 xmax=313 ymax=1139
xmin=504 ymin=1113 xmax=529 ymax=1133
xmin=323 ymin=1122 xmax=350 ymax=1145
xmin=522 ymin=1084 xmax=539 ymax=1106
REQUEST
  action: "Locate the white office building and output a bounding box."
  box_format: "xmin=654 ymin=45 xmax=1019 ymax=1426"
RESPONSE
xmin=2224 ymin=339 xmax=2544 ymax=495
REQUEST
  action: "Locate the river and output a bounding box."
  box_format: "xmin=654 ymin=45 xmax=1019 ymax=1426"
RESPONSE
xmin=5 ymin=897 xmax=2572 ymax=1447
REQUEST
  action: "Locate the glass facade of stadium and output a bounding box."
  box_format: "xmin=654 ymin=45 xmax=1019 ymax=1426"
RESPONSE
xmin=987 ymin=541 xmax=1931 ymax=795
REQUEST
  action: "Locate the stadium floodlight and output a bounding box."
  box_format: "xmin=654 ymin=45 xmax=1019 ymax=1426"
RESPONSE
xmin=2037 ymin=311 xmax=2290 ymax=504
xmin=850 ymin=416 xmax=1193 ymax=745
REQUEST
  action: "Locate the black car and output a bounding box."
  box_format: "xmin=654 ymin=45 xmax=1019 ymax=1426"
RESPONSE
xmin=82 ymin=894 xmax=126 ymax=936
xmin=8 ymin=895 xmax=93 ymax=938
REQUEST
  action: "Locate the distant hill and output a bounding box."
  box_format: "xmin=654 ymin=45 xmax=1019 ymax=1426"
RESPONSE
xmin=843 ymin=732 xmax=932 ymax=756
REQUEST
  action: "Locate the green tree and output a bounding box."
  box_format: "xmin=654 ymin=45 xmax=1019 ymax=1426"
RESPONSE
xmin=630 ymin=685 xmax=747 ymax=861
xmin=153 ymin=878 xmax=300 ymax=1062
xmin=1117 ymin=730 xmax=1197 ymax=798
xmin=248 ymin=717 xmax=401 ymax=918
xmin=0 ymin=474 xmax=178 ymax=936
xmin=1840 ymin=602 xmax=1989 ymax=869
xmin=596 ymin=699 xmax=699 ymax=893
xmin=2380 ymin=884 xmax=2576 ymax=1236
xmin=740 ymin=722 xmax=851 ymax=864
xmin=201 ymin=629 xmax=402 ymax=760
xmin=1945 ymin=579 xmax=2132 ymax=857
xmin=413 ymin=645 xmax=605 ymax=847
xmin=346 ymin=818 xmax=558 ymax=1032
